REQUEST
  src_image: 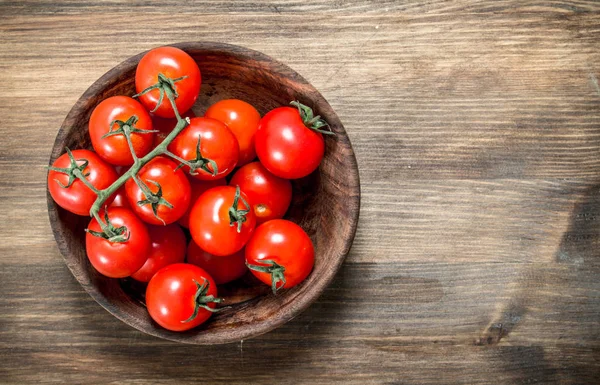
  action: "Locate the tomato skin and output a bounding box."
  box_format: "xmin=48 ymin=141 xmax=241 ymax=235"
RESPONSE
xmin=178 ymin=178 xmax=226 ymax=228
xmin=89 ymin=96 xmax=154 ymax=166
xmin=130 ymin=224 xmax=187 ymax=282
xmin=110 ymin=187 xmax=129 ymax=208
xmin=109 ymin=166 xmax=129 ymax=208
xmin=146 ymin=263 xmax=218 ymax=332
xmin=189 ymin=186 xmax=256 ymax=256
xmin=229 ymin=162 xmax=292 ymax=225
xmin=135 ymin=47 xmax=201 ymax=118
xmin=187 ymin=241 xmax=247 ymax=284
xmin=48 ymin=150 xmax=118 ymax=216
xmin=85 ymin=207 xmax=151 ymax=278
xmin=245 ymin=219 xmax=314 ymax=291
xmin=125 ymin=157 xmax=191 ymax=225
xmin=168 ymin=117 xmax=239 ymax=181
xmin=205 ymin=99 xmax=260 ymax=166
xmin=151 ymin=109 xmax=195 ymax=148
xmin=255 ymin=107 xmax=324 ymax=179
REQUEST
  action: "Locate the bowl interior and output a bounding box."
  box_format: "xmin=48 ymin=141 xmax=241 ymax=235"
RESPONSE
xmin=48 ymin=42 xmax=360 ymax=344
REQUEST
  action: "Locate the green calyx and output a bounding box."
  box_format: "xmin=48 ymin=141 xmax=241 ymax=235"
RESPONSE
xmin=48 ymin=147 xmax=91 ymax=189
xmin=182 ymin=278 xmax=225 ymax=323
xmin=228 ymin=185 xmax=251 ymax=233
xmin=290 ymin=100 xmax=335 ymax=136
xmin=85 ymin=210 xmax=130 ymax=243
xmin=135 ymin=178 xmax=173 ymax=225
xmin=102 ymin=115 xmax=157 ymax=139
xmin=51 ymin=70 xmax=193 ymax=243
xmin=133 ymin=73 xmax=187 ymax=114
xmin=246 ymin=260 xmax=286 ymax=294
xmin=174 ymin=134 xmax=218 ymax=176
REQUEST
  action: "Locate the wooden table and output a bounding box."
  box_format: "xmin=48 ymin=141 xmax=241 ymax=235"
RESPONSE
xmin=2 ymin=1 xmax=599 ymax=383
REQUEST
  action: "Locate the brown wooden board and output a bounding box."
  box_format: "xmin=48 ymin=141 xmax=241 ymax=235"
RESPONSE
xmin=1 ymin=1 xmax=600 ymax=383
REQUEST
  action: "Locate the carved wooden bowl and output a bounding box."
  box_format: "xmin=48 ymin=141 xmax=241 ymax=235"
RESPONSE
xmin=47 ymin=42 xmax=360 ymax=344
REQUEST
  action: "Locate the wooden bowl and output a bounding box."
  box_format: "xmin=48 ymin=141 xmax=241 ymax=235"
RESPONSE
xmin=47 ymin=42 xmax=360 ymax=344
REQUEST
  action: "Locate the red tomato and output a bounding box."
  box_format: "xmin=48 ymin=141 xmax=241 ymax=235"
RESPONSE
xmin=151 ymin=109 xmax=195 ymax=147
xmin=85 ymin=207 xmax=151 ymax=278
xmin=110 ymin=187 xmax=129 ymax=208
xmin=48 ymin=149 xmax=118 ymax=216
xmin=245 ymin=219 xmax=314 ymax=293
xmin=168 ymin=117 xmax=239 ymax=181
xmin=229 ymin=162 xmax=292 ymax=224
xmin=130 ymin=224 xmax=187 ymax=282
xmin=125 ymin=157 xmax=191 ymax=225
xmin=187 ymin=241 xmax=247 ymax=284
xmin=89 ymin=96 xmax=155 ymax=166
xmin=146 ymin=263 xmax=221 ymax=332
xmin=135 ymin=46 xmax=201 ymax=118
xmin=110 ymin=166 xmax=129 ymax=208
xmin=205 ymin=99 xmax=260 ymax=166
xmin=255 ymin=102 xmax=332 ymax=179
xmin=178 ymin=178 xmax=226 ymax=228
xmin=189 ymin=186 xmax=256 ymax=256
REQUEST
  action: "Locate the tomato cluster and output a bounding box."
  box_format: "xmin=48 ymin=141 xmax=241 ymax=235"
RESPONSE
xmin=48 ymin=46 xmax=333 ymax=332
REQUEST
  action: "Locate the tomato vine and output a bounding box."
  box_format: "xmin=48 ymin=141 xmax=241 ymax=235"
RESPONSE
xmin=51 ymin=73 xmax=210 ymax=239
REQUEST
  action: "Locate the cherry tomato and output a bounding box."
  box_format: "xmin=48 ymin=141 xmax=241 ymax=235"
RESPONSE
xmin=125 ymin=156 xmax=191 ymax=225
xmin=229 ymin=162 xmax=292 ymax=224
xmin=187 ymin=241 xmax=247 ymax=284
xmin=205 ymin=99 xmax=260 ymax=166
xmin=146 ymin=263 xmax=220 ymax=332
xmin=178 ymin=178 xmax=226 ymax=228
xmin=110 ymin=166 xmax=129 ymax=208
xmin=151 ymin=109 xmax=195 ymax=147
xmin=110 ymin=187 xmax=129 ymax=208
xmin=255 ymin=102 xmax=332 ymax=179
xmin=48 ymin=149 xmax=118 ymax=216
xmin=189 ymin=186 xmax=256 ymax=257
xmin=130 ymin=224 xmax=187 ymax=282
xmin=245 ymin=219 xmax=314 ymax=294
xmin=89 ymin=96 xmax=155 ymax=166
xmin=135 ymin=46 xmax=201 ymax=118
xmin=85 ymin=207 xmax=151 ymax=278
xmin=168 ymin=117 xmax=239 ymax=181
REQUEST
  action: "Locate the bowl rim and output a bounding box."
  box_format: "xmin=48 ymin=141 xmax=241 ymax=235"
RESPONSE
xmin=47 ymin=41 xmax=361 ymax=344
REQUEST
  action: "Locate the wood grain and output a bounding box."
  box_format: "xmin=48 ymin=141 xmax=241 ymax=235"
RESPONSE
xmin=1 ymin=0 xmax=600 ymax=383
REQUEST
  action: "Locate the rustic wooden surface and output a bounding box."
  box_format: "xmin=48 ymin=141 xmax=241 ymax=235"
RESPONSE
xmin=1 ymin=1 xmax=600 ymax=384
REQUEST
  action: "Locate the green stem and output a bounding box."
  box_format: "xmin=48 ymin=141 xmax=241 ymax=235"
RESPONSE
xmin=123 ymin=125 xmax=139 ymax=164
xmin=73 ymin=168 xmax=100 ymax=194
xmin=131 ymin=174 xmax=150 ymax=196
xmin=163 ymin=150 xmax=195 ymax=168
xmin=182 ymin=278 xmax=225 ymax=323
xmin=165 ymin=79 xmax=184 ymax=122
xmin=246 ymin=260 xmax=287 ymax=294
xmin=228 ymin=185 xmax=251 ymax=233
xmin=92 ymin=209 xmax=106 ymax=229
xmin=87 ymin=77 xmax=188 ymax=219
xmin=290 ymin=100 xmax=335 ymax=136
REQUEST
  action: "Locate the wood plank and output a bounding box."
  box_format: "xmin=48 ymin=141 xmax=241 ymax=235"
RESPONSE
xmin=1 ymin=1 xmax=600 ymax=383
xmin=1 ymin=177 xmax=596 ymax=264
xmin=1 ymin=13 xmax=599 ymax=178
xmin=3 ymin=261 xmax=599 ymax=346
xmin=0 ymin=0 xmax=599 ymax=15
xmin=1 ymin=261 xmax=599 ymax=383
